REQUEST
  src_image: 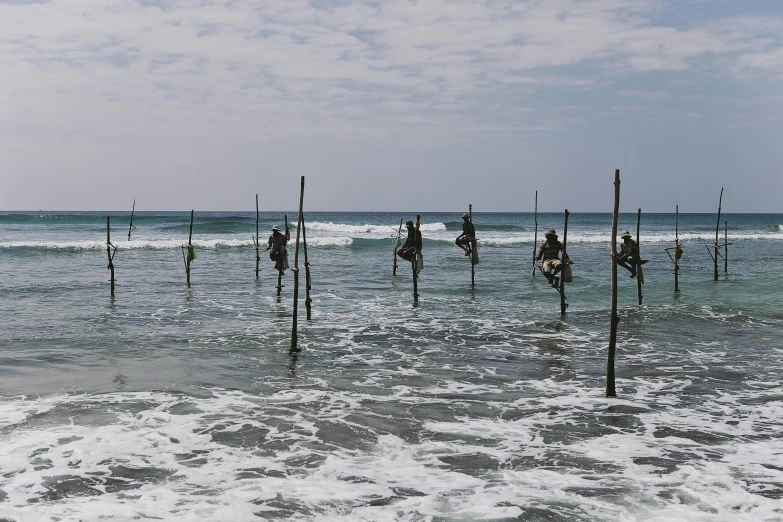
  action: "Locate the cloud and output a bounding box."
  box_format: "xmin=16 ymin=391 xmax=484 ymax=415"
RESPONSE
xmin=617 ymin=90 xmax=670 ymax=99
xmin=1 ymin=0 xmax=782 ymax=212
xmin=1 ymin=0 xmax=781 ymax=145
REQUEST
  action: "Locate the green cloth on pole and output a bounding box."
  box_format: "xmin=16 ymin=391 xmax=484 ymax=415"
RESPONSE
xmin=187 ymin=245 xmax=197 ymax=262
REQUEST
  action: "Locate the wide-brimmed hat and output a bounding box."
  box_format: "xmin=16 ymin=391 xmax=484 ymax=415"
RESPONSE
xmin=620 ymin=230 xmax=632 ymax=238
xmin=545 ymin=228 xmax=557 ymax=236
xmin=406 ymin=220 xmax=414 ymax=227
xmin=461 ymin=213 xmax=470 ymax=219
xmin=270 ymin=225 xmax=280 ymax=232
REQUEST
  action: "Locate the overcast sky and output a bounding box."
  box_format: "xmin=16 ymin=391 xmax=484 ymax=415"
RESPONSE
xmin=1 ymin=0 xmax=781 ymax=213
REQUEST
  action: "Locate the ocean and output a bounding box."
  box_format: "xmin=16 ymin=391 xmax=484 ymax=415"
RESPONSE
xmin=1 ymin=210 xmax=782 ymax=521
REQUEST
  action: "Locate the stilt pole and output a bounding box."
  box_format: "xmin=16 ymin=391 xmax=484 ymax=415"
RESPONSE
xmin=666 ymin=205 xmax=681 ymax=290
xmin=675 ymin=205 xmax=679 ymax=292
xmin=106 ymin=215 xmax=116 ymax=296
xmin=469 ymin=204 xmax=475 ymax=288
xmin=127 ymin=199 xmax=136 ymax=241
xmin=607 ymin=169 xmax=620 ymax=398
xmin=560 ymin=209 xmax=569 ymax=315
xmin=255 ymin=194 xmax=260 ymax=278
xmin=532 ymin=191 xmax=538 ymax=277
xmin=636 ymin=208 xmax=643 ymax=306
xmin=186 ymin=210 xmax=194 ymax=285
xmin=714 ymin=188 xmax=723 ymax=281
xmin=393 ymin=218 xmax=402 ymax=276
xmin=291 ymin=176 xmax=305 ymax=352
xmin=302 ymin=214 xmax=312 ymax=320
xmin=413 ymin=214 xmax=420 ymax=303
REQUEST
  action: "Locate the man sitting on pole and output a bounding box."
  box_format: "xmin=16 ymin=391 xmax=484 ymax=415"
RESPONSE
xmin=455 ymin=213 xmax=475 ymax=257
xmin=266 ymin=225 xmax=289 ymax=271
xmin=397 ymin=220 xmax=422 ymax=262
xmin=617 ymin=230 xmax=648 ymax=279
xmin=536 ymin=228 xmax=563 ymax=288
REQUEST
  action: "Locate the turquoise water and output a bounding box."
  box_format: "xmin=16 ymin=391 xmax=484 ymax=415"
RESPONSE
xmin=1 ymin=211 xmax=782 ymax=521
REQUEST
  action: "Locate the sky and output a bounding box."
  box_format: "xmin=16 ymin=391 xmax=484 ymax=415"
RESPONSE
xmin=1 ymin=0 xmax=781 ymax=213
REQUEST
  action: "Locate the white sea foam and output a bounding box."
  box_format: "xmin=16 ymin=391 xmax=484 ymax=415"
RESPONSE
xmin=1 ymin=384 xmax=780 ymax=521
xmin=1 ymin=227 xmax=780 ymax=252
xmin=304 ymin=222 xmax=396 ymax=235
xmin=306 ymin=221 xmax=447 ymax=236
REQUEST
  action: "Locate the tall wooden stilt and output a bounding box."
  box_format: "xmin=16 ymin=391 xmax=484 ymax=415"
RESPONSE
xmin=127 ymin=199 xmax=136 ymax=241
xmin=302 ymin=215 xmax=312 ymax=320
xmin=392 ymin=218 xmax=402 ymax=276
xmin=665 ymin=205 xmax=681 ymax=291
xmin=291 ymin=176 xmax=305 ymax=352
xmin=636 ymin=208 xmax=643 ymax=306
xmin=532 ymin=191 xmax=538 ymax=277
xmin=184 ymin=210 xmax=194 ymax=286
xmin=559 ymin=209 xmax=569 ymax=315
xmin=469 ymin=204 xmax=475 ymax=288
xmin=714 ymin=188 xmax=723 ymax=281
xmin=106 ymin=215 xmax=116 ymax=296
xmin=413 ymin=214 xmax=421 ymax=303
xmin=675 ymin=205 xmax=679 ymax=292
xmin=607 ymin=169 xmax=620 ymax=398
xmin=255 ymin=194 xmax=260 ymax=278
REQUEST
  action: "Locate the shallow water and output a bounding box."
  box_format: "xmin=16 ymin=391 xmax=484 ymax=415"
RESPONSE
xmin=1 ymin=211 xmax=782 ymax=521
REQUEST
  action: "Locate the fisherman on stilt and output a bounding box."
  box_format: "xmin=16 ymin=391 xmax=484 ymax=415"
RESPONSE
xmin=536 ymin=228 xmax=564 ymax=288
xmin=267 ymin=225 xmax=290 ymax=271
xmin=455 ymin=212 xmax=475 ymax=257
xmin=397 ymin=220 xmax=422 ymax=263
xmin=617 ymin=230 xmax=648 ymax=279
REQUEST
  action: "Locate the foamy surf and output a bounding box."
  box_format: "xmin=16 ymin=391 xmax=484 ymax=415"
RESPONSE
xmin=1 ymin=382 xmax=780 ymax=521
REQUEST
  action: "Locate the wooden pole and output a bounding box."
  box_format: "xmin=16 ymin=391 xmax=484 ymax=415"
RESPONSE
xmin=532 ymin=190 xmax=538 ymax=277
xmin=255 ymin=194 xmax=260 ymax=279
xmin=278 ymin=215 xmax=288 ymax=297
xmin=559 ymin=209 xmax=569 ymax=315
xmin=636 ymin=208 xmax=643 ymax=306
xmin=107 ymin=215 xmax=115 ymax=296
xmin=469 ymin=204 xmax=475 ymax=288
xmin=674 ymin=205 xmax=679 ymax=292
xmin=607 ymin=169 xmax=620 ymax=398
xmin=413 ymin=214 xmax=420 ymax=303
xmin=393 ymin=218 xmax=402 ymax=276
xmin=714 ymin=187 xmax=723 ymax=281
xmin=724 ymin=219 xmax=728 ymax=274
xmin=302 ymin=214 xmax=312 ymax=320
xmin=127 ymin=199 xmax=136 ymax=241
xmin=291 ymin=176 xmax=305 ymax=352
xmin=186 ymin=209 xmax=194 ymax=286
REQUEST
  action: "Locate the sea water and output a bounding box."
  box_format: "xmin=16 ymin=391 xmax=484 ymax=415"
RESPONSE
xmin=0 ymin=211 xmax=781 ymax=521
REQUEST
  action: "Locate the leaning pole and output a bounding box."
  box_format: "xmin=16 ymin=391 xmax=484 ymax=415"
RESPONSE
xmin=607 ymin=169 xmax=620 ymax=398
xmin=713 ymin=187 xmax=723 ymax=281
xmin=290 ymin=176 xmax=305 ymax=352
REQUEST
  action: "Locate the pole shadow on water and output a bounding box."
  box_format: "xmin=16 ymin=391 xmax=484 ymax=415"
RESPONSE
xmin=287 ymin=351 xmax=299 ymax=379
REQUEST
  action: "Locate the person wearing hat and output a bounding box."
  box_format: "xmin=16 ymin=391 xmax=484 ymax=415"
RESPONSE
xmin=397 ymin=219 xmax=422 ymax=262
xmin=536 ymin=228 xmax=564 ymax=287
xmin=266 ymin=224 xmax=289 ymax=271
xmin=617 ymin=230 xmax=648 ymax=279
xmin=455 ymin=212 xmax=476 ymax=256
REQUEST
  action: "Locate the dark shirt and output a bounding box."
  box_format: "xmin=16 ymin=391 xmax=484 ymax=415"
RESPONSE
xmin=461 ymin=221 xmax=475 ymax=238
xmin=402 ymin=228 xmax=422 ymax=251
xmin=620 ymin=239 xmax=638 ymax=259
xmin=268 ymin=232 xmax=287 ymax=251
xmin=537 ymin=239 xmax=562 ymax=261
